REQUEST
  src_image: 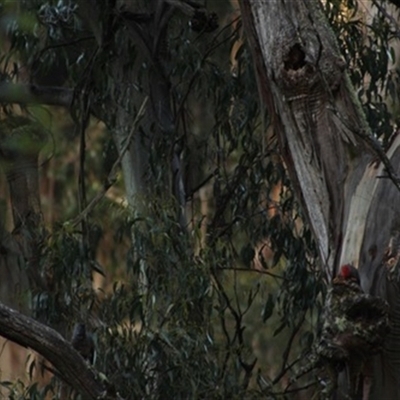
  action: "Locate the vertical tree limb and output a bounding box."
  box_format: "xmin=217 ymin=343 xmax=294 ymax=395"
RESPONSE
xmin=240 ymin=0 xmax=400 ymax=398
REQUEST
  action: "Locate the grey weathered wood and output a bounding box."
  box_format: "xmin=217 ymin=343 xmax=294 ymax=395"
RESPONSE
xmin=240 ymin=0 xmax=375 ymax=275
xmin=240 ymin=0 xmax=400 ymax=398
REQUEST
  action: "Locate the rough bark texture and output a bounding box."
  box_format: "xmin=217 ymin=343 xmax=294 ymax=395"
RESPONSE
xmin=240 ymin=0 xmax=400 ymax=398
xmin=240 ymin=0 xmax=374 ymax=275
xmin=0 ymin=302 xmax=119 ymax=399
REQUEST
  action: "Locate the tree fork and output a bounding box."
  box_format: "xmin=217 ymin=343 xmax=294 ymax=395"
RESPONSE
xmin=240 ymin=0 xmax=400 ymax=398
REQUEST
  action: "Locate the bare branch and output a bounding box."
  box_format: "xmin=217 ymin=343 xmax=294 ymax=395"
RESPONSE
xmin=164 ymin=0 xmax=202 ymax=16
xmin=0 ymin=83 xmax=73 ymax=108
xmin=0 ymin=302 xmax=120 ymax=399
xmin=70 ymin=96 xmax=148 ymax=227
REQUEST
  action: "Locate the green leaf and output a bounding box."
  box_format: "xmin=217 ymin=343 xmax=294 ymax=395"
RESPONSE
xmin=262 ymin=294 xmax=274 ymax=323
xmin=240 ymin=243 xmax=255 ymax=267
xmin=273 ymin=322 xmax=286 ymax=337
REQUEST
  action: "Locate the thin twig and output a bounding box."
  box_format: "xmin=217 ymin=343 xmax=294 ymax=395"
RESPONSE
xmin=36 ymin=36 xmax=95 ymax=58
xmin=212 ymin=268 xmax=257 ymax=386
xmin=274 ymin=380 xmax=317 ymax=395
xmin=219 ymin=266 xmax=286 ymax=280
xmin=71 ymin=97 xmax=148 ymax=227
xmin=185 ymin=171 xmax=216 ymax=200
xmin=354 ymin=129 xmax=400 ymax=192
xmin=329 ymin=106 xmax=400 ymax=194
xmin=174 ymin=23 xmax=241 ymax=124
xmin=272 ymin=312 xmax=306 ymax=384
xmin=373 ymin=2 xmax=400 ymax=40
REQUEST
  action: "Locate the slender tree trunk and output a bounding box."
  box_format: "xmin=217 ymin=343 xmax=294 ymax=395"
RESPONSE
xmin=105 ymin=2 xmax=206 ymax=396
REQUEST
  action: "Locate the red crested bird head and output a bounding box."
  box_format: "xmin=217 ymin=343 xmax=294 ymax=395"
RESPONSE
xmin=337 ymin=264 xmax=360 ymax=285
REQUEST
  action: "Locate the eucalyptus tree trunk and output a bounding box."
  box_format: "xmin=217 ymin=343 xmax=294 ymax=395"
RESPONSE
xmin=240 ymin=0 xmax=400 ymax=399
xmin=107 ymin=0 xmax=185 ymax=221
xmin=93 ymin=1 xmax=201 ymax=396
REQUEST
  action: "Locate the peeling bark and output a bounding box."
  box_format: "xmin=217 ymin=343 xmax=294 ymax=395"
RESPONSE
xmin=240 ymin=0 xmax=400 ymax=398
xmin=240 ymin=0 xmax=374 ymax=275
xmin=0 ymin=117 xmax=48 ymax=291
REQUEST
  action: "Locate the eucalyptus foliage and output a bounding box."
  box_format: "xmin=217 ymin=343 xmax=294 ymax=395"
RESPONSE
xmin=0 ymin=0 xmax=398 ymax=399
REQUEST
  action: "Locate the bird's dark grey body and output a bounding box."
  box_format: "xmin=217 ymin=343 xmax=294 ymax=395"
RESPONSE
xmin=71 ymin=323 xmax=94 ymax=363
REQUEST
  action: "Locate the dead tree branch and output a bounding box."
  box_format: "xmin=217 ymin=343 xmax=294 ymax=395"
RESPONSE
xmin=0 ymin=83 xmax=73 ymax=108
xmin=0 ymin=302 xmax=121 ymax=400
